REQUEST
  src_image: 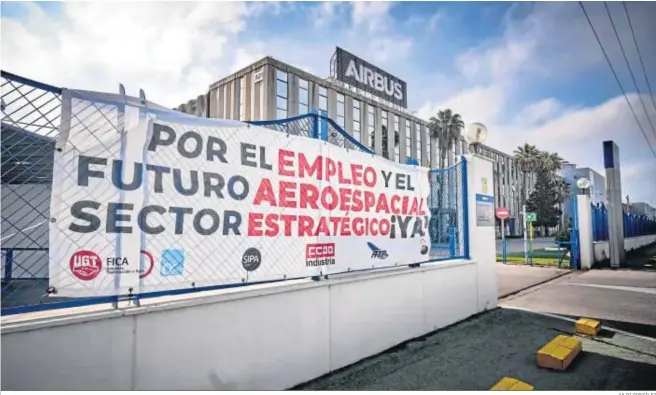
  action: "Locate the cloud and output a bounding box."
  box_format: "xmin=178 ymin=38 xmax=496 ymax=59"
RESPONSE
xmin=312 ymin=2 xmax=340 ymax=27
xmin=415 ymin=2 xmax=656 ymax=205
xmin=511 ymin=98 xmax=565 ymax=126
xmin=417 ymin=84 xmax=508 ymax=127
xmin=1 ymin=2 xmax=251 ymax=106
xmin=368 ymin=37 xmax=413 ymax=63
xmin=351 ymin=1 xmax=393 ymax=32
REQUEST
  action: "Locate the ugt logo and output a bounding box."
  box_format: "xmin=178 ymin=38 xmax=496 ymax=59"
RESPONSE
xmin=367 ymin=242 xmax=389 ymax=259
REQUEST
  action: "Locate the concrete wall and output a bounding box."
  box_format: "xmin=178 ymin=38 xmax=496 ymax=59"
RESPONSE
xmin=2 ymin=260 xmax=489 ymax=391
xmin=593 ymin=235 xmax=656 ymax=263
xmin=577 ymin=195 xmax=656 ymax=268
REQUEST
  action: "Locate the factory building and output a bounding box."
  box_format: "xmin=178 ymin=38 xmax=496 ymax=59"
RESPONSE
xmin=176 ymin=48 xmax=541 ymax=235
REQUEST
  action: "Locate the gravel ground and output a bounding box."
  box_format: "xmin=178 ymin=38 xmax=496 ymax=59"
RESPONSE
xmin=295 ymin=308 xmax=656 ymax=391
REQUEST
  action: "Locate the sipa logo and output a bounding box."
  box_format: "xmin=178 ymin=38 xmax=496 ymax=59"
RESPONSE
xmin=70 ymin=251 xmax=102 ymax=281
xmin=367 ymin=242 xmax=389 ymax=259
xmin=242 ymin=247 xmax=262 ymax=272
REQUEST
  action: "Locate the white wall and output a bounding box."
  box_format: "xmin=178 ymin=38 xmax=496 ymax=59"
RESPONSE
xmin=1 ymin=260 xmax=487 ymax=391
xmin=576 ymin=196 xmax=656 ymax=268
xmin=593 ymin=235 xmax=656 ymax=263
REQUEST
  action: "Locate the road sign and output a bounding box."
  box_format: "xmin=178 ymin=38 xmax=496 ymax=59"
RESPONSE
xmin=496 ymin=207 xmax=510 ymax=220
xmin=526 ymin=212 xmax=537 ymax=222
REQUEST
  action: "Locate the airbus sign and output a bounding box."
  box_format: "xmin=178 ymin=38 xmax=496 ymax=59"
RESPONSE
xmin=333 ymin=47 xmax=408 ymax=108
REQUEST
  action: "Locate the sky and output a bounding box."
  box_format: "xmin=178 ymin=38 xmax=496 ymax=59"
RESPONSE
xmin=2 ymin=1 xmax=656 ymax=206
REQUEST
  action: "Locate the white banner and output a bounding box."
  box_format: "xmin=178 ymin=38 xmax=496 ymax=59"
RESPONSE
xmin=49 ymin=90 xmax=431 ymax=297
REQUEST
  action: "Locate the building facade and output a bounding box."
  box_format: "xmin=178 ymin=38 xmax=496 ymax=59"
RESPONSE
xmin=176 ymin=56 xmax=544 ymax=235
xmin=629 ymin=202 xmax=656 ymax=217
xmin=560 ymin=166 xmax=607 ymax=203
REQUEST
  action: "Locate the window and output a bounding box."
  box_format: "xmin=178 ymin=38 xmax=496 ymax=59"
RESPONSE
xmin=415 ymin=123 xmax=421 ymax=161
xmin=381 ymin=110 xmax=388 ymax=158
xmin=405 ymin=122 xmax=411 ymax=158
xmin=239 ymin=77 xmax=246 ymax=121
xmin=353 ymin=100 xmax=361 ymax=143
xmin=426 ymin=127 xmax=431 ymax=167
xmin=318 ymin=86 xmax=328 ymax=112
xmin=367 ymin=105 xmax=375 ymax=149
xmin=299 ymin=78 xmax=309 ymax=114
xmin=336 ymin=93 xmax=345 ymax=128
xmin=276 ymin=69 xmax=288 ymax=119
xmin=394 ymin=115 xmax=400 ymax=162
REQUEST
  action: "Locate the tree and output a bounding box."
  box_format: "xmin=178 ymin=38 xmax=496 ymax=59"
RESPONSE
xmin=426 ymin=109 xmax=464 ymax=245
xmin=537 ymin=151 xmax=564 ymax=181
xmin=555 ymin=178 xmax=571 ymax=230
xmin=513 ymin=144 xmax=540 ymax=233
xmin=370 ymin=125 xmax=399 ymax=160
xmin=428 ymin=109 xmax=464 ymax=169
xmin=526 ymin=168 xmax=562 ymax=236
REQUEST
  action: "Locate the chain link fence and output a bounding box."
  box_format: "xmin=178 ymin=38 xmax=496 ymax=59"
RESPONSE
xmin=1 ymin=71 xmax=469 ymax=315
xmin=428 ymin=161 xmax=468 ymax=260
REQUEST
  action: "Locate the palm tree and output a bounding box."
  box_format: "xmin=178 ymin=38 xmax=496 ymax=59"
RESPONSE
xmin=513 ymin=144 xmax=540 ymax=233
xmin=428 ymin=109 xmax=464 ymax=169
xmin=371 ymin=125 xmax=399 ymax=160
xmin=513 ymin=143 xmax=540 ymax=197
xmin=426 ymin=109 xmax=464 ymax=245
xmin=537 ymin=151 xmax=564 ymax=180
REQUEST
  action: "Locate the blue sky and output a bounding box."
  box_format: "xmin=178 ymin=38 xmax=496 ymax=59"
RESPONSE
xmin=2 ymin=1 xmax=656 ymax=205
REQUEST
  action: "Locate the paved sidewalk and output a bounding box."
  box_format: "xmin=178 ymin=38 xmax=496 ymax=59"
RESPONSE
xmin=296 ymin=308 xmax=656 ymax=391
xmin=497 ymin=264 xmax=571 ymax=298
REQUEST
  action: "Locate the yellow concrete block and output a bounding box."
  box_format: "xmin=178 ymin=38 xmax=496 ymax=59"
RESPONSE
xmin=576 ymin=318 xmax=601 ymax=336
xmin=490 ymin=377 xmax=534 ymax=391
xmin=511 ymin=381 xmax=535 ymax=390
xmin=536 ymin=335 xmax=582 ymax=371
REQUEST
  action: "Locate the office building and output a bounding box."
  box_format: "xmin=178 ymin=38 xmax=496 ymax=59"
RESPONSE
xmin=629 ymin=202 xmax=656 ymax=217
xmin=176 ymin=49 xmax=552 ymax=235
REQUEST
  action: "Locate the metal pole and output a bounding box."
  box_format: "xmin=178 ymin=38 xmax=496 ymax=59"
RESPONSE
xmin=501 ymin=218 xmax=506 ymax=264
xmin=529 ymin=220 xmax=534 ymax=265
xmin=523 ymin=204 xmax=528 ymax=264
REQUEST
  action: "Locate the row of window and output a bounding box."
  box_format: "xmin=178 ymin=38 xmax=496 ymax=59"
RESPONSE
xmin=270 ymin=68 xmax=525 ymax=166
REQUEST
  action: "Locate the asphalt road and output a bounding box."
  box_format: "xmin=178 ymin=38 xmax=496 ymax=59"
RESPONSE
xmin=296 ymin=308 xmax=656 ymax=391
xmin=496 ymin=264 xmax=570 ymax=298
xmin=297 ymin=254 xmax=656 ymax=391
xmin=500 ymin=269 xmax=656 ymax=336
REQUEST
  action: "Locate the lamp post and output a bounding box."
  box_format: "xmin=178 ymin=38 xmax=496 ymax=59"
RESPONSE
xmin=576 ymin=177 xmax=591 ymax=196
xmin=464 ymin=122 xmax=488 ymax=154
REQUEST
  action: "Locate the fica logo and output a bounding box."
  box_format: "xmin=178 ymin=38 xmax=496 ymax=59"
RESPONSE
xmin=367 ymin=242 xmax=389 ymax=259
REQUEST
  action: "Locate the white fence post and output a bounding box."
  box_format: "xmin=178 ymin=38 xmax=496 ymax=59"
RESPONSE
xmin=465 ymin=154 xmax=497 ymax=311
xmin=577 ymin=195 xmax=594 ymax=269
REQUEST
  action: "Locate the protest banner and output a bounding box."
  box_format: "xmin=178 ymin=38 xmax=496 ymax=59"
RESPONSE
xmin=49 ymin=90 xmax=431 ymax=296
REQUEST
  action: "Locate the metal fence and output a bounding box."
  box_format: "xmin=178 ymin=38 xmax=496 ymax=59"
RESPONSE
xmin=1 ymin=71 xmax=469 ymax=316
xmin=591 ymin=202 xmax=656 ymax=241
xmin=249 ymin=110 xmax=373 ymax=154
xmin=427 ymin=162 xmax=468 ymax=260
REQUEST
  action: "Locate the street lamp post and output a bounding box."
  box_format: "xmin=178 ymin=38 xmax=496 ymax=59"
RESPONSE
xmin=464 ymin=122 xmax=488 ymax=154
xmin=576 ymin=177 xmax=591 ymax=196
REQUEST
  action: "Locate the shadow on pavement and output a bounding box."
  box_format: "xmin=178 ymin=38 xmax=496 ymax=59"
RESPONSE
xmin=593 ymin=242 xmax=656 ymax=271
xmin=293 ymin=308 xmax=656 ymax=391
